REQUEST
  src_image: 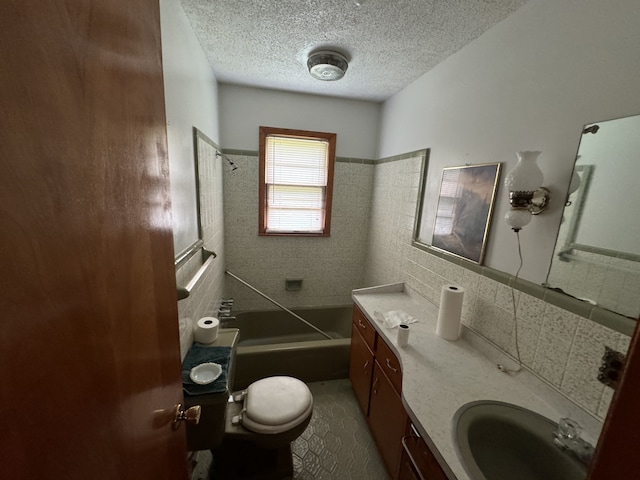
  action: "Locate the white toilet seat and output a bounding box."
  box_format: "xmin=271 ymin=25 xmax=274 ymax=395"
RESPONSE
xmin=239 ymin=376 xmax=313 ymax=435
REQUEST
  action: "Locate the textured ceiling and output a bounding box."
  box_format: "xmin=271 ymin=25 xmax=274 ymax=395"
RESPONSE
xmin=179 ymin=0 xmax=528 ymax=102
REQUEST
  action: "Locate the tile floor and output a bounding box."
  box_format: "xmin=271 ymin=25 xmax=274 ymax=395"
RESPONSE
xmin=191 ymin=379 xmax=389 ymax=480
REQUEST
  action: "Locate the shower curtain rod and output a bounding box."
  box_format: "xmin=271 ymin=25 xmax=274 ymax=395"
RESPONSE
xmin=225 ymin=270 xmax=333 ymax=340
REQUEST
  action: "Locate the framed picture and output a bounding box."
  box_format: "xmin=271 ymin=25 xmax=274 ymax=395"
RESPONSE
xmin=430 ymin=163 xmax=501 ymax=264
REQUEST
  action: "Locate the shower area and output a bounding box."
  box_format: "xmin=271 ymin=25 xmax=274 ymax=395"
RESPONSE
xmin=218 ymin=151 xmax=375 ymax=386
xmin=221 ymin=151 xmax=375 ymax=312
xmin=174 ymin=132 xmax=377 ymax=388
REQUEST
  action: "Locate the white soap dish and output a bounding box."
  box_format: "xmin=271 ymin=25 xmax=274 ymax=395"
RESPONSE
xmin=190 ymin=362 xmax=222 ymax=385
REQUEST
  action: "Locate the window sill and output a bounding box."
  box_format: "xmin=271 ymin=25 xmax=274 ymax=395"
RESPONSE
xmin=259 ymin=231 xmax=330 ymax=237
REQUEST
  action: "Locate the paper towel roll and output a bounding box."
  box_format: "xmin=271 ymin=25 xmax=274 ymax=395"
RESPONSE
xmin=195 ymin=317 xmax=219 ymax=344
xmin=436 ymin=285 xmax=465 ymax=341
xmin=397 ymin=324 xmax=410 ymax=347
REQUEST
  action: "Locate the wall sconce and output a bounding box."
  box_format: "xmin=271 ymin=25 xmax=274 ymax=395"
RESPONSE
xmin=504 ymin=151 xmax=550 ymax=231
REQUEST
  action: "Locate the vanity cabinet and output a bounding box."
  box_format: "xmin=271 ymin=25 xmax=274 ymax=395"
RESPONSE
xmin=349 ymin=305 xmax=409 ymax=477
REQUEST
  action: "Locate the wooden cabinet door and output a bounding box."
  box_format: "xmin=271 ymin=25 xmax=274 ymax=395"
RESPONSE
xmin=376 ymin=334 xmax=403 ymax=394
xmin=353 ymin=304 xmax=377 ymax=351
xmin=369 ymin=361 xmax=409 ymax=477
xmin=349 ymin=325 xmax=375 ymax=415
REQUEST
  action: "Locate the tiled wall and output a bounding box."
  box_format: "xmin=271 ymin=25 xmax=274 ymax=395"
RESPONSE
xmin=364 ymin=152 xmax=632 ymax=419
xmin=222 ymin=153 xmax=373 ymax=310
xmin=176 ymin=134 xmax=226 ymax=360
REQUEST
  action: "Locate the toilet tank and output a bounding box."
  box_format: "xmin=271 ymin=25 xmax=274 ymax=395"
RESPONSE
xmin=183 ymin=329 xmax=238 ymax=451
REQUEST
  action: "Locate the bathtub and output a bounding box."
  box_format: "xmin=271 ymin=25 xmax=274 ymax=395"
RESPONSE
xmin=226 ymin=306 xmax=353 ymax=390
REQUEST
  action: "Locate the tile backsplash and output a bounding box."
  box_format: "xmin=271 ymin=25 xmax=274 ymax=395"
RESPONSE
xmin=363 ymin=152 xmax=632 ymax=420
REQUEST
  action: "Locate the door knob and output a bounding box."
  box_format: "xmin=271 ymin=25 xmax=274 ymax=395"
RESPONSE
xmin=173 ymin=403 xmax=201 ymax=429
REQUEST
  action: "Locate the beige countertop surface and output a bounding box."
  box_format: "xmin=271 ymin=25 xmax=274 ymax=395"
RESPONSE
xmin=352 ymin=283 xmax=602 ymax=480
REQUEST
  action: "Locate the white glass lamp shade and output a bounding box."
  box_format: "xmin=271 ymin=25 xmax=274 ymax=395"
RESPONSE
xmin=504 ymin=151 xmax=544 ymax=192
xmin=504 ymin=209 xmax=532 ymax=231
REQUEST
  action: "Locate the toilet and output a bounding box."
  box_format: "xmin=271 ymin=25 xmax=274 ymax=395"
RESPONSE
xmin=187 ymin=375 xmax=313 ymax=479
xmin=225 ymin=375 xmax=314 ymax=446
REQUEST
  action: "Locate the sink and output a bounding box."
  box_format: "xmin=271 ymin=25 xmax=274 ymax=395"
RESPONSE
xmin=452 ymin=400 xmax=587 ymax=480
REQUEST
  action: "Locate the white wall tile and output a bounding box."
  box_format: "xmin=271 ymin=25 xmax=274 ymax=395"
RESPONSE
xmin=223 ymin=155 xmax=373 ymax=310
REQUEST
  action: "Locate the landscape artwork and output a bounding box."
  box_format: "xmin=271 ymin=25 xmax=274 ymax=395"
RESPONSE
xmin=431 ymin=163 xmax=501 ymax=264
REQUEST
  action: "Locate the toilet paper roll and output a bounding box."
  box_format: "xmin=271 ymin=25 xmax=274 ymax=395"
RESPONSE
xmin=436 ymin=285 xmax=465 ymax=341
xmin=194 ymin=317 xmax=219 ymax=344
xmin=397 ymin=324 xmax=410 ymax=347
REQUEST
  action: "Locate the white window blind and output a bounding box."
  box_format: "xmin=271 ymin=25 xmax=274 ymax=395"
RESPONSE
xmin=265 ymin=135 xmax=329 ymax=233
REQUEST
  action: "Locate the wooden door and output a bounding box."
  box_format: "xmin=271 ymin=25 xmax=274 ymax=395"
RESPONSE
xmin=0 ymin=1 xmax=187 ymax=479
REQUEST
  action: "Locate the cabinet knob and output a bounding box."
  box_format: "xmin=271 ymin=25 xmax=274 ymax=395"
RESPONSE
xmin=358 ymin=319 xmax=366 ymax=329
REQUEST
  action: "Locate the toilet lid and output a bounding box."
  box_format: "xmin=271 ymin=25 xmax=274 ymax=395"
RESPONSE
xmin=242 ymin=376 xmax=313 ymax=434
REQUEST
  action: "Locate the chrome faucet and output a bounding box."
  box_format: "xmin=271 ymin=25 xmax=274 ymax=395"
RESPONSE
xmin=217 ymin=298 xmax=235 ymax=323
xmin=553 ymin=418 xmax=595 ymax=466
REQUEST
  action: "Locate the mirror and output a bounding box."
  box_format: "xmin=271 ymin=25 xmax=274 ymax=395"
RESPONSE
xmin=547 ymin=114 xmax=640 ymax=319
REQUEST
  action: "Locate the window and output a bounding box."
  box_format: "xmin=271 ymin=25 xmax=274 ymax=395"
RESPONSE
xmin=259 ymin=127 xmax=336 ymax=236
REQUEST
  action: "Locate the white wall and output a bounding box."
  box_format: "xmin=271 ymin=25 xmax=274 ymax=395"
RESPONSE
xmin=377 ymin=0 xmax=640 ymax=284
xmin=160 ymin=0 xmax=225 ymax=358
xmin=161 ymin=0 xmax=220 ymax=257
xmin=219 ymin=84 xmax=381 ymax=158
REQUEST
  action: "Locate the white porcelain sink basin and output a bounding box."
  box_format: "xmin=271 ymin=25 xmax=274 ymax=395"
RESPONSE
xmin=452 ymin=400 xmax=587 ymax=480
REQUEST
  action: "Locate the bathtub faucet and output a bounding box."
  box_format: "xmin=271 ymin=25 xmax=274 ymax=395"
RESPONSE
xmin=221 ymin=298 xmax=234 ymax=307
xmin=217 ymin=307 xmax=235 ymax=325
xmin=217 ymin=298 xmax=235 ymax=322
xmin=218 ymin=316 xmax=236 ymax=325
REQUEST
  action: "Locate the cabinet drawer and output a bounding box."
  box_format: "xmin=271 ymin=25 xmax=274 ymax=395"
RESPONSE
xmin=376 ymin=336 xmax=403 ymax=394
xmin=353 ymin=304 xmax=376 ymax=352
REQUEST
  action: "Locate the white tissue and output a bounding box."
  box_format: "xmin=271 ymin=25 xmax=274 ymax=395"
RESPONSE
xmin=374 ymin=310 xmax=417 ymax=329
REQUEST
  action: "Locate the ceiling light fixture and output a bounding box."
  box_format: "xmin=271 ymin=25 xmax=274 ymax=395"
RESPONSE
xmin=307 ymin=50 xmax=348 ymax=81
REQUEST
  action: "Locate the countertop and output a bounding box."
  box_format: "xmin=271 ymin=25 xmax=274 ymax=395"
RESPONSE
xmin=352 ymin=283 xmax=602 ymax=480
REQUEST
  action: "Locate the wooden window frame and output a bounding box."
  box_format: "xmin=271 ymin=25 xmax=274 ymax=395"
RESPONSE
xmin=258 ymin=126 xmax=336 ymax=237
